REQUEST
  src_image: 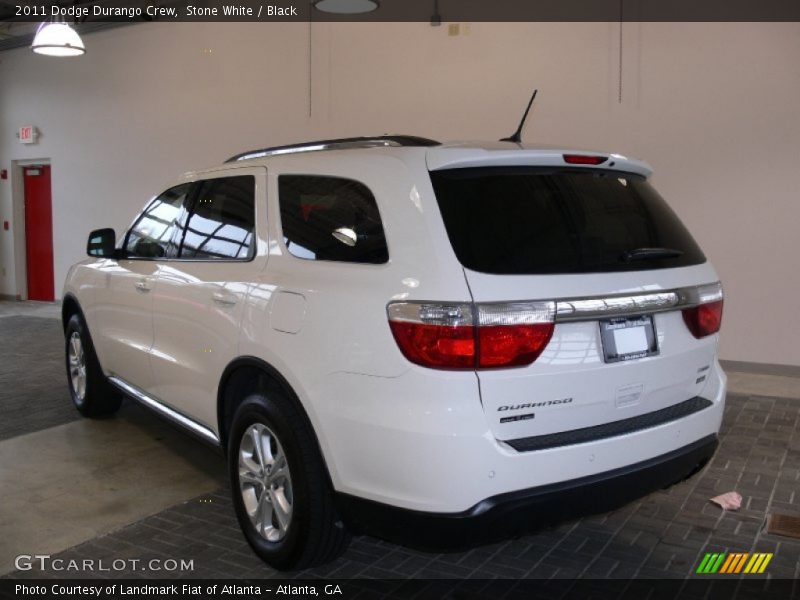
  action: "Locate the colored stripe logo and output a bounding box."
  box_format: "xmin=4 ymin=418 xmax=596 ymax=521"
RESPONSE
xmin=696 ymin=552 xmax=773 ymax=574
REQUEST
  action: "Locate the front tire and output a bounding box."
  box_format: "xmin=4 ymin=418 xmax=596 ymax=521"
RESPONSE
xmin=65 ymin=313 xmax=121 ymax=417
xmin=228 ymin=390 xmax=350 ymax=570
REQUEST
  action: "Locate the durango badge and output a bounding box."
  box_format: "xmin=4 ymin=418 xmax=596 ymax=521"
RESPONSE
xmin=498 ymin=397 xmax=574 ymax=411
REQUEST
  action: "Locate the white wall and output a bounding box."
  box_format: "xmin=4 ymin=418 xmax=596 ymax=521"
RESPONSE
xmin=0 ymin=22 xmax=798 ymax=366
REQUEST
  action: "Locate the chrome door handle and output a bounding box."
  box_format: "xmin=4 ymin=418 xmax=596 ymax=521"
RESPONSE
xmin=212 ymin=291 xmax=237 ymax=306
xmin=135 ymin=279 xmax=152 ymax=292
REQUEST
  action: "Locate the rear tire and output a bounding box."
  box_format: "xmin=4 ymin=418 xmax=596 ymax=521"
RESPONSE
xmin=65 ymin=313 xmax=121 ymax=417
xmin=228 ymin=388 xmax=350 ymax=570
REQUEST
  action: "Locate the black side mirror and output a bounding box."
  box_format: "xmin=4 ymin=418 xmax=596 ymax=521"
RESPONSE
xmin=87 ymin=228 xmax=117 ymax=258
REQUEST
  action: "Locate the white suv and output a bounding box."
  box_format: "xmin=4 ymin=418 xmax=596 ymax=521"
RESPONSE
xmin=62 ymin=136 xmax=726 ymax=570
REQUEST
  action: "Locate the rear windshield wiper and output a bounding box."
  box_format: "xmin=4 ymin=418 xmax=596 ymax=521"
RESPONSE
xmin=621 ymin=247 xmax=684 ymax=262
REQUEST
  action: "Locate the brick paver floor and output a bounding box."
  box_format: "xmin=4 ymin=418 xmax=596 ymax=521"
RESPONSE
xmin=0 ymin=316 xmax=78 ymax=441
xmin=2 ymin=316 xmax=799 ymax=584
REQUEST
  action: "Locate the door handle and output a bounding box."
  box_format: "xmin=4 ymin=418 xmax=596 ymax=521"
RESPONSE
xmin=135 ymin=279 xmax=153 ymax=292
xmin=212 ymin=291 xmax=237 ymax=306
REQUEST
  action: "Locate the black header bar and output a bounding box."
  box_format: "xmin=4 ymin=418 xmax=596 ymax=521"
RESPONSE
xmin=1 ymin=578 xmax=797 ymax=600
xmin=4 ymin=1 xmax=800 ymax=23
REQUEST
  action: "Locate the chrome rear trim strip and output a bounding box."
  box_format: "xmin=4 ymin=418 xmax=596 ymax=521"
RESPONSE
xmin=554 ymin=282 xmax=722 ymax=323
xmin=109 ymin=376 xmax=220 ymax=445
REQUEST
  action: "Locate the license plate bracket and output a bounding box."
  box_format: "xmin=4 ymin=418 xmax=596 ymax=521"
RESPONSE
xmin=599 ymin=315 xmax=659 ymax=363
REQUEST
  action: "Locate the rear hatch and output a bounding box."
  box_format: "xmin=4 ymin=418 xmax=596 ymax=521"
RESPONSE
xmin=427 ymin=152 xmax=722 ymax=446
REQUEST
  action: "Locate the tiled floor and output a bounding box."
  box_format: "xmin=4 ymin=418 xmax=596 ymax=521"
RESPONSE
xmin=1 ymin=305 xmax=799 ymax=584
xmin=0 ymin=316 xmax=79 ymax=440
xmin=6 ymin=394 xmax=799 ymax=582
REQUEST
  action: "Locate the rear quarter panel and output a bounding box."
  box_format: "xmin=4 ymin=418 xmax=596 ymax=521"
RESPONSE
xmin=237 ymin=150 xmax=480 ymax=487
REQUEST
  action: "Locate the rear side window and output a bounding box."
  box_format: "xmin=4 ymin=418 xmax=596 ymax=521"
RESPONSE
xmin=278 ymin=175 xmax=388 ymax=264
xmin=180 ymin=176 xmax=255 ymax=260
xmin=125 ymin=184 xmax=191 ymax=258
xmin=430 ymin=167 xmax=706 ymax=274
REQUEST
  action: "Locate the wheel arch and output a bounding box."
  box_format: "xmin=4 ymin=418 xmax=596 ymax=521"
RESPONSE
xmin=217 ymin=357 xmax=331 ymax=477
xmin=61 ymin=293 xmax=84 ymax=332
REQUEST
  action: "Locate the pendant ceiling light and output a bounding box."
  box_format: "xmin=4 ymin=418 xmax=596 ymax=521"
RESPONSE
xmin=313 ymin=0 xmax=379 ymax=14
xmin=31 ymin=21 xmax=85 ymax=57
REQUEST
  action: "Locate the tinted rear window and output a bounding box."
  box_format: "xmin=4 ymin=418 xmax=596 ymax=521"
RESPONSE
xmin=430 ymin=167 xmax=705 ymax=275
xmin=278 ymin=175 xmax=388 ymax=264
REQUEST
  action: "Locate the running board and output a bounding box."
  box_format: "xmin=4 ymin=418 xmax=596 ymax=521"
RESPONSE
xmin=108 ymin=376 xmax=220 ymax=446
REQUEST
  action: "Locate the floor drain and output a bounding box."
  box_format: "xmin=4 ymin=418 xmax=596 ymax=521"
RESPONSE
xmin=765 ymin=513 xmax=800 ymax=539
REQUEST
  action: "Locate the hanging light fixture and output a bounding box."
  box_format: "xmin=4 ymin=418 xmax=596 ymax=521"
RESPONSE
xmin=31 ymin=21 xmax=85 ymax=57
xmin=312 ymin=0 xmax=379 ymax=14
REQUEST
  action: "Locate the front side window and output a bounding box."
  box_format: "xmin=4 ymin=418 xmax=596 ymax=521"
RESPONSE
xmin=278 ymin=175 xmax=388 ymax=264
xmin=125 ymin=184 xmax=191 ymax=258
xmin=180 ymin=176 xmax=256 ymax=260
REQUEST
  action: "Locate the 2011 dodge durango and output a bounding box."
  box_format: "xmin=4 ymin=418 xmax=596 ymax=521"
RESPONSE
xmin=62 ymin=136 xmax=726 ymax=569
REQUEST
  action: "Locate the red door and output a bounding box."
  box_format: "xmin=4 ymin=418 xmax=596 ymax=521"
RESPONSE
xmin=24 ymin=165 xmax=55 ymax=301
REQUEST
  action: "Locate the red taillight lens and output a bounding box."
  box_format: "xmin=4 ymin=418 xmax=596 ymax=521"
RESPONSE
xmin=478 ymin=323 xmax=555 ymax=368
xmin=388 ymin=303 xmax=476 ymax=369
xmin=388 ymin=301 xmax=555 ymax=370
xmin=563 ymin=154 xmax=608 ymax=165
xmin=388 ymin=321 xmax=475 ymax=369
xmin=682 ymin=299 xmax=723 ymax=338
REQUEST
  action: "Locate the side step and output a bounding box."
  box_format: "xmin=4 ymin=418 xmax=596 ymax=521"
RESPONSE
xmin=108 ymin=376 xmax=220 ymax=446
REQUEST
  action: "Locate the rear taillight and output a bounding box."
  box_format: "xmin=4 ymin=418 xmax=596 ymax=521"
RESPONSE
xmin=476 ymin=303 xmax=555 ymax=367
xmin=388 ymin=303 xmax=475 ymax=369
xmin=683 ymin=300 xmax=723 ymax=338
xmin=388 ymin=301 xmax=555 ymax=370
xmin=682 ymin=283 xmax=724 ymax=338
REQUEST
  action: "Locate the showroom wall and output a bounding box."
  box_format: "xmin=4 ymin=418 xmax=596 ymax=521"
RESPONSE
xmin=0 ymin=22 xmax=798 ymax=366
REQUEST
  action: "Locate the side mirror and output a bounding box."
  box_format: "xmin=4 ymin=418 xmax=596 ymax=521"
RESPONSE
xmin=87 ymin=228 xmax=117 ymax=258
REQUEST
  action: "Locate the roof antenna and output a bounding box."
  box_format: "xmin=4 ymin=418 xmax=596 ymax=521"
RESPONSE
xmin=500 ymin=89 xmax=538 ymax=144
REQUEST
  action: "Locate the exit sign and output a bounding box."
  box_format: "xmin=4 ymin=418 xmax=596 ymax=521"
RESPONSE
xmin=19 ymin=126 xmax=36 ymax=144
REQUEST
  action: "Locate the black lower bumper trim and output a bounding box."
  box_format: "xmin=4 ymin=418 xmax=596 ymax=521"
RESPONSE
xmin=336 ymin=434 xmax=718 ymax=550
xmin=506 ymin=396 xmax=713 ymax=452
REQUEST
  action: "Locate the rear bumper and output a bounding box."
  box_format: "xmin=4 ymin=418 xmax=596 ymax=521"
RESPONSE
xmin=321 ymin=360 xmax=726 ymax=513
xmin=337 ymin=433 xmax=718 ymax=550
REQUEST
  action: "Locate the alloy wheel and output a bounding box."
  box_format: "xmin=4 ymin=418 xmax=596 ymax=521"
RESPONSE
xmin=68 ymin=331 xmax=87 ymax=401
xmin=238 ymin=422 xmax=294 ymax=542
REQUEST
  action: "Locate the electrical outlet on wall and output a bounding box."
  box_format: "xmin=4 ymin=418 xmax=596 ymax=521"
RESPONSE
xmin=448 ymin=23 xmax=460 ymax=36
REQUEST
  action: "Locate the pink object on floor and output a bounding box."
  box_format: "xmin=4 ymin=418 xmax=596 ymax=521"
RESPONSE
xmin=710 ymin=491 xmax=743 ymax=511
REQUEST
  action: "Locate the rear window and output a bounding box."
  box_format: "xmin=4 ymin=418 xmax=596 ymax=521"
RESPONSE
xmin=278 ymin=175 xmax=388 ymax=264
xmin=430 ymin=167 xmax=706 ymax=275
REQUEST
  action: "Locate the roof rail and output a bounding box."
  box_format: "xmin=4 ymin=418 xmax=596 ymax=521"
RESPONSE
xmin=225 ymin=135 xmax=440 ymax=163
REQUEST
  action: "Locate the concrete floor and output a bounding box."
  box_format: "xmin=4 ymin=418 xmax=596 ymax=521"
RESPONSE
xmin=0 ymin=303 xmax=225 ymax=575
xmin=1 ymin=300 xmax=798 ymax=582
xmin=0 ymin=300 xmax=60 ymax=320
xmin=0 ymin=408 xmax=224 ymax=574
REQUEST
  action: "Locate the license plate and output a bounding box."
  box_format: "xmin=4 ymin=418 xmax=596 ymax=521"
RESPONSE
xmin=599 ymin=315 xmax=659 ymax=363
